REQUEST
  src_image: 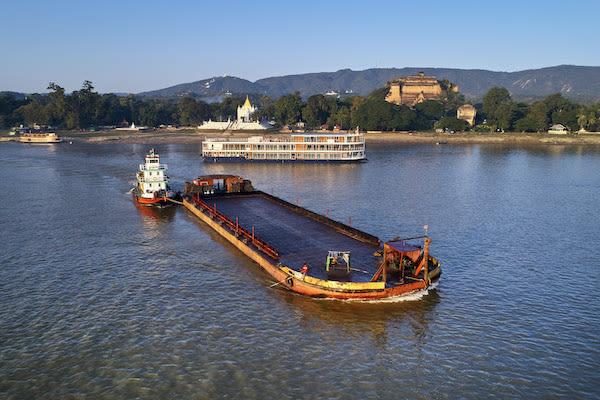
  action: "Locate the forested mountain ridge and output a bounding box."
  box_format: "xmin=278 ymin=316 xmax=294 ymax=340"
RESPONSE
xmin=137 ymin=65 xmax=600 ymax=103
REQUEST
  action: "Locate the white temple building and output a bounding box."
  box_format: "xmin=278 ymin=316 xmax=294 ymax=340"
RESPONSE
xmin=198 ymin=96 xmax=272 ymax=131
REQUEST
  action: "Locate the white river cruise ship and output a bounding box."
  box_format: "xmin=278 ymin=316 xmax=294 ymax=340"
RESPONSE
xmin=202 ymin=129 xmax=366 ymax=162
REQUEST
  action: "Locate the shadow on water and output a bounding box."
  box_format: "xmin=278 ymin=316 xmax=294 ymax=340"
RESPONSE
xmin=268 ymin=280 xmax=442 ymax=349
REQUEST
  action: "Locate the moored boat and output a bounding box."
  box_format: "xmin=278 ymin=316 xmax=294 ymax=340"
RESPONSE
xmin=19 ymin=132 xmax=61 ymax=143
xmin=202 ymin=128 xmax=366 ymax=162
xmin=183 ymin=175 xmax=441 ymax=300
xmin=133 ymin=149 xmax=173 ymax=207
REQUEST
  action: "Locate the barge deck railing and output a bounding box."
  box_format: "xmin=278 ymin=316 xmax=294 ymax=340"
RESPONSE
xmin=189 ymin=194 xmax=280 ymax=260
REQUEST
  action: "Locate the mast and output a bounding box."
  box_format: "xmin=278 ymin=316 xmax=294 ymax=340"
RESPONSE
xmin=423 ymin=237 xmax=430 ymax=285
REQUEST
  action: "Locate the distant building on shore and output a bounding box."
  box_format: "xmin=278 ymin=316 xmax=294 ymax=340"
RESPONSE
xmin=548 ymin=124 xmax=568 ymax=134
xmin=115 ymin=122 xmax=149 ymax=131
xmin=457 ymin=104 xmax=477 ymax=126
xmin=385 ymin=72 xmax=458 ymax=108
xmin=198 ymin=96 xmax=272 ymax=131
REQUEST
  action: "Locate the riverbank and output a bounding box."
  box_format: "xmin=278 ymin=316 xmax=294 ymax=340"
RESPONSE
xmin=3 ymin=128 xmax=600 ymax=145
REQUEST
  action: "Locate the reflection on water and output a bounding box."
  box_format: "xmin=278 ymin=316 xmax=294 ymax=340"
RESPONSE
xmin=134 ymin=201 xmax=176 ymax=221
xmin=276 ymin=288 xmax=441 ymax=348
xmin=1 ymin=142 xmax=599 ymax=399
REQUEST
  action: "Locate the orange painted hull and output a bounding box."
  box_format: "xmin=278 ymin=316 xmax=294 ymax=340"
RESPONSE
xmin=133 ymin=193 xmax=171 ymax=207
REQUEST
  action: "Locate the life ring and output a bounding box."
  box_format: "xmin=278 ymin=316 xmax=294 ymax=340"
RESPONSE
xmin=286 ymin=277 xmax=294 ymax=287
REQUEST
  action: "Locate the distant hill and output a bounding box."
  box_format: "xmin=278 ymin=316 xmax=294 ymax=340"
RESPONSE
xmin=137 ymin=65 xmax=600 ymax=103
xmin=0 ymin=91 xmax=28 ymax=100
xmin=137 ymin=76 xmax=268 ymax=100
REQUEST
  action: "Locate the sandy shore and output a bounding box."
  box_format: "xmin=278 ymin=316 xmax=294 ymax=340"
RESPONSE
xmin=4 ymin=129 xmax=600 ymax=146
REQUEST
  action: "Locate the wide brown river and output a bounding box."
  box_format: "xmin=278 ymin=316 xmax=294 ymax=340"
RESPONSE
xmin=1 ymin=141 xmax=599 ymax=399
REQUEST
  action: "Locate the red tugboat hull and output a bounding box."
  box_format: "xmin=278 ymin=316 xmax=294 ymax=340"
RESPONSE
xmin=133 ymin=193 xmax=172 ymax=207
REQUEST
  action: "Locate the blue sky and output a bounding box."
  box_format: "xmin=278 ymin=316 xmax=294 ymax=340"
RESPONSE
xmin=2 ymin=0 xmax=598 ymax=93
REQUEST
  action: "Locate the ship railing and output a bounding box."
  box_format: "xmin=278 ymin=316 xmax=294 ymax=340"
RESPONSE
xmin=191 ymin=195 xmax=280 ymax=260
xmin=139 ymin=163 xmax=167 ymax=171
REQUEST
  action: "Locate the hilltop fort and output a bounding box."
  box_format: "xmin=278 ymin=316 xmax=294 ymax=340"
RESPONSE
xmin=385 ymin=72 xmax=458 ymax=107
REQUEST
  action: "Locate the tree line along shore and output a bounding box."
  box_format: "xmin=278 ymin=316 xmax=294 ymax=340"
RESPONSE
xmin=2 ymin=80 xmax=600 ymax=139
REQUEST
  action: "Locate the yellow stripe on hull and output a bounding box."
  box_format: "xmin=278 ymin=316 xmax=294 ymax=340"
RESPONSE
xmin=280 ymin=267 xmax=385 ymax=291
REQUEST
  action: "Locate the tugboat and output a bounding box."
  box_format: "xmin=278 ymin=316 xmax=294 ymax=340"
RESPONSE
xmin=133 ymin=149 xmax=173 ymax=207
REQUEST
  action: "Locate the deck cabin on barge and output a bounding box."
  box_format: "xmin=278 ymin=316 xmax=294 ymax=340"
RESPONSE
xmin=202 ymin=129 xmax=365 ymax=162
xmin=183 ymin=175 xmax=441 ymax=300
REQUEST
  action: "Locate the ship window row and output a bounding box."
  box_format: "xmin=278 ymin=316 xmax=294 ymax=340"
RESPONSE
xmin=304 ymin=144 xmax=364 ymax=151
xmin=217 ymin=144 xmax=249 ymax=150
xmin=212 ymin=143 xmax=364 ymax=152
xmin=298 ymin=136 xmax=350 ymax=143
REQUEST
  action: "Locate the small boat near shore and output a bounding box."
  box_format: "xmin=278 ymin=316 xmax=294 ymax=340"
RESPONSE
xmin=133 ymin=149 xmax=174 ymax=207
xmin=19 ymin=132 xmax=61 ymax=143
xmin=182 ymin=175 xmax=441 ymax=300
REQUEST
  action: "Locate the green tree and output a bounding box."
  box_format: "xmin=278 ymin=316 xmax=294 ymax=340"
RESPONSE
xmin=415 ymin=100 xmax=444 ymax=120
xmin=0 ymin=93 xmax=27 ymax=127
xmin=514 ymin=117 xmax=538 ymax=132
xmin=302 ymin=94 xmax=330 ymax=128
xmin=119 ymin=94 xmax=139 ymax=125
xmin=366 ymin=87 xmax=390 ymax=101
xmin=482 ymin=87 xmax=516 ymax=130
xmin=221 ymin=97 xmax=244 ymax=120
xmin=351 ymin=98 xmax=416 ymax=131
xmin=327 ymin=104 xmax=351 ymax=129
xmin=274 ymin=92 xmax=303 ymax=125
xmin=46 ymin=82 xmax=68 ymax=127
xmin=438 ymin=80 xmax=464 ymax=114
xmin=545 ymin=93 xmax=578 ymax=131
xmin=577 ymin=103 xmax=600 ymax=132
xmin=76 ymin=80 xmax=100 ymax=128
xmin=178 ymin=97 xmax=208 ymax=125
xmin=526 ymin=93 xmax=578 ymax=132
xmin=435 ymin=117 xmax=468 ymax=132
xmin=14 ymin=95 xmax=48 ymax=125
xmin=95 ymin=93 xmax=127 ymax=125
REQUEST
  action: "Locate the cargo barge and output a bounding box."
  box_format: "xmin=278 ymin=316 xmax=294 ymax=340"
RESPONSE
xmin=183 ymin=175 xmax=441 ymax=300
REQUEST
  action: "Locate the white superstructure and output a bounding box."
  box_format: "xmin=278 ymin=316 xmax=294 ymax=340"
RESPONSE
xmin=135 ymin=149 xmax=170 ymax=199
xmin=202 ymin=129 xmax=366 ymax=162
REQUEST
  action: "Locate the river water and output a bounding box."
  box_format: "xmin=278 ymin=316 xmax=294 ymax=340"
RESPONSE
xmin=1 ymin=141 xmax=599 ymax=399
